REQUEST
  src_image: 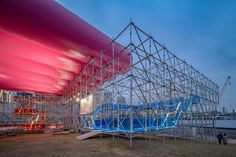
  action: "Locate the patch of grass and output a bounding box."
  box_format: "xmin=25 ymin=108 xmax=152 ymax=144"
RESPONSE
xmin=0 ymin=134 xmax=235 ymax=157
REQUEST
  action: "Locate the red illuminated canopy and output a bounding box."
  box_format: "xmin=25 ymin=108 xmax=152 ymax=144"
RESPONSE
xmin=0 ymin=0 xmax=130 ymax=95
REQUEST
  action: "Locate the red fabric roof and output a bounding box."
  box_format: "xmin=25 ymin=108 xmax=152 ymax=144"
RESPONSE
xmin=0 ymin=0 xmax=130 ymax=95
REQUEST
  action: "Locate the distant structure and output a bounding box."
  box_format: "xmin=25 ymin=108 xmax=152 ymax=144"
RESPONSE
xmin=218 ymin=76 xmax=231 ymax=112
xmin=116 ymin=96 xmax=126 ymax=105
xmin=103 ymin=91 xmax=113 ymax=104
xmin=222 ymin=106 xmax=226 ymax=113
xmin=219 ymin=76 xmax=231 ymax=103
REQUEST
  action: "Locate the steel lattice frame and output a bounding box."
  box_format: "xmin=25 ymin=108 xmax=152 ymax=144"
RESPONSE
xmin=63 ymin=22 xmax=219 ymax=146
xmin=0 ymin=22 xmax=219 ymax=147
xmin=0 ymin=91 xmax=65 ymax=133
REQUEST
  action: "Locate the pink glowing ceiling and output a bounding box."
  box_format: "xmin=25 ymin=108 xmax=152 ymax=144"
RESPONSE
xmin=0 ymin=0 xmax=130 ymax=95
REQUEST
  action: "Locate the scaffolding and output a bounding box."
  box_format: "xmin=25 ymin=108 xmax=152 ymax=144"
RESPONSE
xmin=64 ymin=22 xmax=219 ymax=147
xmin=0 ymin=22 xmax=219 ymax=148
xmin=0 ymin=91 xmax=65 ymax=136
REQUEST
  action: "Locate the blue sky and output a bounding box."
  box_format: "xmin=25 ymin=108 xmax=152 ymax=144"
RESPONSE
xmin=57 ymin=0 xmax=236 ymax=112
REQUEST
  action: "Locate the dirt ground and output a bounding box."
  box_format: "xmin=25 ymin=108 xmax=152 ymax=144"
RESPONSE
xmin=0 ymin=134 xmax=235 ymax=157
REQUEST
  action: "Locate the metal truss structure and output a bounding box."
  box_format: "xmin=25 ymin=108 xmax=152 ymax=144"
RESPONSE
xmin=69 ymin=22 xmax=219 ymax=146
xmin=0 ymin=91 xmax=65 ymax=135
xmin=0 ymin=22 xmax=219 ymax=147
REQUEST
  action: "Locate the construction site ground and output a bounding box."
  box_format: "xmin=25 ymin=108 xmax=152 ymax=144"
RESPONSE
xmin=0 ymin=133 xmax=235 ymax=157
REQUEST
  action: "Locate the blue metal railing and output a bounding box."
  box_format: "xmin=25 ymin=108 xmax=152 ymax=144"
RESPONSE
xmin=80 ymin=95 xmax=200 ymax=133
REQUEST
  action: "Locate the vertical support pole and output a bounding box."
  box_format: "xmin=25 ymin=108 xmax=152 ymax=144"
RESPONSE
xmin=191 ymin=104 xmax=193 ymax=142
xmin=174 ymin=127 xmax=177 ymax=143
xmin=163 ymin=46 xmax=166 ymax=144
xmin=2 ymin=92 xmax=5 ymax=128
xmin=117 ymin=57 xmax=120 ymax=132
xmin=148 ymin=33 xmax=152 ymax=147
xmin=91 ymin=59 xmax=96 ymax=132
xmin=129 ymin=20 xmax=133 ymax=149
xmin=163 ymin=132 xmax=166 ymax=144
xmin=112 ymin=38 xmax=115 ymax=141
xmin=100 ymin=50 xmax=103 ymax=137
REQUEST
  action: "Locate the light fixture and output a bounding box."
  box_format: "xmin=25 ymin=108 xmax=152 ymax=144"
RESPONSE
xmin=0 ymin=73 xmax=7 ymax=78
xmin=35 ymin=115 xmax=40 ymax=122
xmin=69 ymin=49 xmax=86 ymax=60
xmin=81 ymin=98 xmax=88 ymax=104
xmin=76 ymin=98 xmax=80 ymax=102
xmin=57 ymin=57 xmax=78 ymax=72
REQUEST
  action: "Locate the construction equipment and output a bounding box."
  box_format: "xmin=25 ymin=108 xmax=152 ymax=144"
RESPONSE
xmin=219 ymin=75 xmax=231 ymax=104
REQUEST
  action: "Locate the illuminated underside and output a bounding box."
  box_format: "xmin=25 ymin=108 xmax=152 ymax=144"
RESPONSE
xmin=0 ymin=0 xmax=130 ymax=95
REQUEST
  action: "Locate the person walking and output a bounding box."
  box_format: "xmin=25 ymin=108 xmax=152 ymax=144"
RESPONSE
xmin=223 ymin=133 xmax=228 ymax=145
xmin=217 ymin=132 xmax=223 ymax=145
